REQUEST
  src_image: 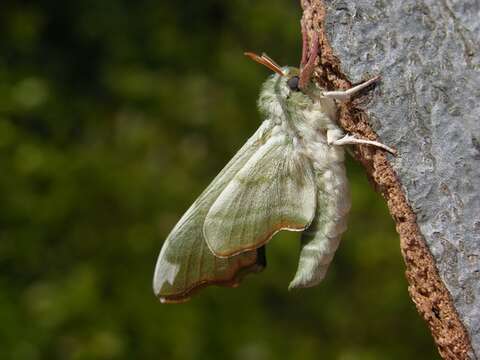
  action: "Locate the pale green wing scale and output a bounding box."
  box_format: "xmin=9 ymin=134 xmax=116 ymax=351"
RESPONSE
xmin=153 ymin=121 xmax=274 ymax=303
xmin=203 ymin=129 xmax=317 ymax=257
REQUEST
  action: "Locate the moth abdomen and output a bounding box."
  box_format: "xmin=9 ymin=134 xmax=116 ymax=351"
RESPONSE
xmin=289 ymin=161 xmax=350 ymax=289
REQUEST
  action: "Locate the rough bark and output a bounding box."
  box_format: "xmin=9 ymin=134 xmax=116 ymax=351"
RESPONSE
xmin=300 ymin=0 xmax=480 ymax=359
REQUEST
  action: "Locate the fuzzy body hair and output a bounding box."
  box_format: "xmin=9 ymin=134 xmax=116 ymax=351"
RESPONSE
xmin=258 ymin=67 xmax=350 ymax=289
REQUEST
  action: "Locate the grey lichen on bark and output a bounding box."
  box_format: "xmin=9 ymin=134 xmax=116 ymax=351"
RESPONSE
xmin=300 ymin=0 xmax=480 ymax=359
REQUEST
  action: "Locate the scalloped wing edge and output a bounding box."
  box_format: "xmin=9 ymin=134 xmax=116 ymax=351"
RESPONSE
xmin=158 ymin=247 xmax=266 ymax=303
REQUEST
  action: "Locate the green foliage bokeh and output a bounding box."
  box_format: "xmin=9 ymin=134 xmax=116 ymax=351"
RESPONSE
xmin=0 ymin=1 xmax=438 ymax=359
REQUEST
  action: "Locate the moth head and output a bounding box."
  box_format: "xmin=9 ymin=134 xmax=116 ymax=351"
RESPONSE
xmin=244 ymin=52 xmax=311 ymax=93
xmin=245 ymin=53 xmax=321 ymax=119
xmin=283 ymin=67 xmax=308 ymax=95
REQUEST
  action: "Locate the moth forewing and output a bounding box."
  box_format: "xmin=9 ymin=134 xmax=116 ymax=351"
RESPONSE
xmin=203 ymin=129 xmax=317 ymax=258
xmin=153 ymin=121 xmax=275 ymax=302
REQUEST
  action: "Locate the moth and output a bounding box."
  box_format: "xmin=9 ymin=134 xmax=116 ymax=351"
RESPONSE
xmin=153 ymin=36 xmax=395 ymax=303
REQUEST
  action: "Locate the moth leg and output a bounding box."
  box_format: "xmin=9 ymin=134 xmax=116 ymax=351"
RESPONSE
xmin=322 ymin=75 xmax=380 ymax=102
xmin=331 ymin=133 xmax=397 ymax=155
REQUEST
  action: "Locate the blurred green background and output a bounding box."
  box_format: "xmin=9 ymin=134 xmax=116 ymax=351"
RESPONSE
xmin=0 ymin=1 xmax=438 ymax=359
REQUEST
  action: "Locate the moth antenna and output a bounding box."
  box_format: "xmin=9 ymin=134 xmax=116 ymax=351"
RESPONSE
xmin=260 ymin=53 xmax=283 ymax=71
xmin=300 ymin=20 xmax=309 ymax=68
xmin=299 ymin=32 xmax=319 ymax=90
xmin=244 ymin=52 xmax=286 ymax=76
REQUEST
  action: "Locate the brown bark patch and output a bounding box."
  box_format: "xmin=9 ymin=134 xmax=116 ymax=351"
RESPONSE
xmin=300 ymin=0 xmax=473 ymax=358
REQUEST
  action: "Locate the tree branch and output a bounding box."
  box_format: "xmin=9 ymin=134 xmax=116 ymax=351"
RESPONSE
xmin=300 ymin=0 xmax=476 ymax=358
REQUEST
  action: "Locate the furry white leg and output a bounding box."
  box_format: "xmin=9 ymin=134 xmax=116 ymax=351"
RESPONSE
xmin=332 ymin=134 xmax=397 ymax=155
xmin=322 ymin=75 xmax=380 ymax=101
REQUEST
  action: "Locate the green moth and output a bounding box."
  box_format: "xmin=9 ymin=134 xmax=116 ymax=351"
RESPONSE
xmin=153 ymin=40 xmax=395 ymax=303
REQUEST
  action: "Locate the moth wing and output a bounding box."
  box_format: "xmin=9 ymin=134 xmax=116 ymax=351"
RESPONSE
xmin=203 ymin=130 xmax=316 ymax=257
xmin=153 ymin=121 xmax=274 ymax=303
